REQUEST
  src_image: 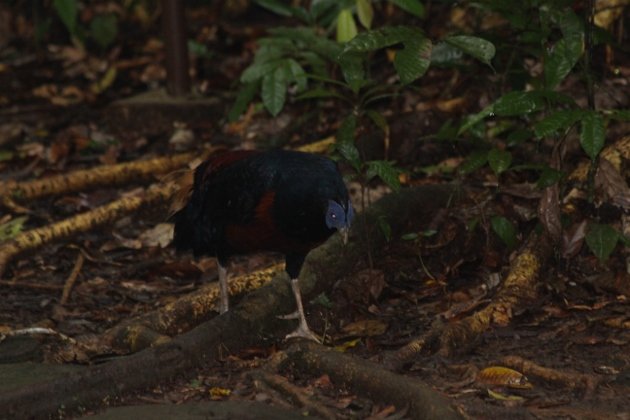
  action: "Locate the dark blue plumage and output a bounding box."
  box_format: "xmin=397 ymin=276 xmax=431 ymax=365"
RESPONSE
xmin=171 ymin=149 xmax=353 ymax=340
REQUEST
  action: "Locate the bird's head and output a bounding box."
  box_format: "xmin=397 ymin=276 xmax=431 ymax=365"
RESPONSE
xmin=325 ymin=200 xmax=354 ymax=244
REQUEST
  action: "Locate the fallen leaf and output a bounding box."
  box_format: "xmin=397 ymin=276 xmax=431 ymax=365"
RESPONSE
xmin=595 ymin=157 xmax=630 ymax=210
xmin=334 ymin=338 xmax=361 ymax=352
xmin=487 ymin=388 xmax=525 ymax=401
xmin=477 ymin=366 xmax=532 ymax=389
xmin=341 ymin=319 xmax=388 ymax=337
xmin=209 ymin=387 xmax=231 ymax=399
xmin=562 ymin=220 xmax=587 ymax=258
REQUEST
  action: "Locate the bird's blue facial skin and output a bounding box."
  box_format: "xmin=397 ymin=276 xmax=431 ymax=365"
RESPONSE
xmin=325 ymin=200 xmax=354 ymax=230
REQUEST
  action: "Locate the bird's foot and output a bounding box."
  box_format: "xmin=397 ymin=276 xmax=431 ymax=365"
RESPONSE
xmin=277 ymin=310 xmax=300 ymax=320
xmin=284 ymin=324 xmax=321 ymax=343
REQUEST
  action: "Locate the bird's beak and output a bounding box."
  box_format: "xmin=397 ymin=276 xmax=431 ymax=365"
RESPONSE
xmin=339 ymin=227 xmax=349 ymax=245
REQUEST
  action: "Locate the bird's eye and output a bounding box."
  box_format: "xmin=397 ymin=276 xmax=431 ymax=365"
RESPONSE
xmin=330 ymin=213 xmax=337 ymax=219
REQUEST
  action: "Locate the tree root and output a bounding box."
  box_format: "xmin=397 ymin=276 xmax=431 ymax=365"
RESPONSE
xmin=388 ymin=231 xmax=553 ymax=366
xmin=0 ymin=186 xmax=459 ymax=419
xmin=284 ymin=340 xmax=462 ymax=420
xmin=59 ymin=263 xmax=283 ymax=359
xmin=501 ymin=355 xmax=600 ymax=397
xmin=0 ymin=183 xmax=177 ymax=278
xmin=0 ymin=152 xmax=197 ymax=203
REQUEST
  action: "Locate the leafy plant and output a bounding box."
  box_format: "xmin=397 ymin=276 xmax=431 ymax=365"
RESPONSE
xmin=52 ymin=0 xmax=119 ymax=49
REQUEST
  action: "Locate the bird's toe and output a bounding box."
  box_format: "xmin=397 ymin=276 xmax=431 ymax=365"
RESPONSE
xmin=277 ymin=310 xmax=300 ymax=320
xmin=284 ymin=325 xmax=321 ymax=343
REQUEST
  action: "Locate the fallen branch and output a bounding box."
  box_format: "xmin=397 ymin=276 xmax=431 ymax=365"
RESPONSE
xmin=284 ymin=340 xmax=462 ymax=420
xmin=0 ymin=152 xmax=197 ymax=203
xmin=0 ymin=185 xmax=459 ymax=419
xmin=0 ymin=183 xmax=177 ymax=278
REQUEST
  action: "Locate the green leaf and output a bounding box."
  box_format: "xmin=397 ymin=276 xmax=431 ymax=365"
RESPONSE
xmin=296 ymin=88 xmax=348 ymax=101
xmin=241 ymin=59 xmax=284 ymax=83
xmin=337 ymin=9 xmax=358 ymax=43
xmin=365 ymin=110 xmax=388 ymax=132
xmin=534 ymin=109 xmax=585 ymax=138
xmin=606 ymin=109 xmax=630 ymax=121
xmin=356 ymin=0 xmax=374 ymax=29
xmin=487 ymin=148 xmax=512 ymax=175
xmin=389 ymin=0 xmax=425 ymax=18
xmin=491 ymin=216 xmax=517 ymax=248
xmin=536 ymin=166 xmax=564 ymax=189
xmin=0 ymin=216 xmax=28 ymax=241
xmin=458 ymin=149 xmax=488 ymax=174
xmin=53 ymin=0 xmax=78 ymax=36
xmin=394 ymin=36 xmax=432 ymax=84
xmin=493 ymin=91 xmax=545 ymax=117
xmin=261 ymin=64 xmax=288 ymax=116
xmin=285 ymin=58 xmax=308 ymax=91
xmin=90 ymin=14 xmax=118 ymax=49
xmin=254 ymin=0 xmax=295 ymax=16
xmin=336 ymin=115 xmax=360 ymax=170
xmin=430 ymin=42 xmax=463 ymax=66
xmin=580 ymin=111 xmax=605 ymax=160
xmin=585 ymin=223 xmax=619 ymax=261
xmin=377 ymin=216 xmax=392 ymax=241
xmin=444 ymin=35 xmax=495 ymax=67
xmin=342 ymin=25 xmax=422 ymax=52
xmin=366 ymin=160 xmax=401 ymax=191
xmin=338 ymin=52 xmax=366 ymax=93
xmin=458 ymin=105 xmax=493 ymax=135
xmin=544 ymin=34 xmax=583 ymax=89
xmin=401 ymin=232 xmax=418 ymax=241
xmin=227 ymin=81 xmax=259 ymax=122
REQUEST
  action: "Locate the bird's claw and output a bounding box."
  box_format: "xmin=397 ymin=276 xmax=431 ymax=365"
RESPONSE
xmin=284 ymin=324 xmax=321 ymax=343
xmin=277 ymin=310 xmax=300 ymax=320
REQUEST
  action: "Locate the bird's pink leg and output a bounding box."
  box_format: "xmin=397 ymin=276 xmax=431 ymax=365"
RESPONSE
xmin=282 ymin=278 xmax=321 ymax=342
xmin=218 ymin=263 xmax=229 ymax=314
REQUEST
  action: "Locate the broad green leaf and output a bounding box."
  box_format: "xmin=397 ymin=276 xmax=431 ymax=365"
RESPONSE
xmin=430 ymin=42 xmax=463 ymax=66
xmin=356 ymin=0 xmax=374 ymax=29
xmin=491 ymin=215 xmax=517 ymax=248
xmin=296 ymin=88 xmax=348 ymax=101
xmin=336 ymin=115 xmax=360 ymax=170
xmin=401 ymin=232 xmax=418 ymax=241
xmin=343 ymin=26 xmax=422 ymax=52
xmin=261 ymin=64 xmax=288 ymax=116
xmin=254 ymin=0 xmax=294 ymax=16
xmin=0 ymin=216 xmax=28 ymax=241
xmin=366 ymin=160 xmax=401 ymax=191
xmin=241 ymin=59 xmax=284 ymax=83
xmin=580 ymin=111 xmax=605 ymax=160
xmin=487 ymin=148 xmax=512 ymax=175
xmin=394 ymin=36 xmax=432 ymax=84
xmin=389 ymin=0 xmax=425 ymax=18
xmin=227 ymin=81 xmax=259 ymax=122
xmin=338 ymin=52 xmax=366 ymax=93
xmin=444 ymin=35 xmax=495 ymax=67
xmin=458 ymin=105 xmax=493 ymax=135
xmin=534 ymin=109 xmax=584 ymax=138
xmin=458 ymin=149 xmax=488 ymax=174
xmin=544 ymin=34 xmax=583 ymax=90
xmin=365 ymin=110 xmax=388 ymax=132
xmin=270 ymin=27 xmax=342 ymax=61
xmin=53 ymin=0 xmax=78 ymax=36
xmin=536 ymin=166 xmax=564 ymax=189
xmin=90 ymin=14 xmax=118 ymax=49
xmin=493 ymin=91 xmax=545 ymax=117
xmin=337 ymin=9 xmax=358 ymax=43
xmin=285 ymin=58 xmax=308 ymax=91
xmin=585 ymin=223 xmax=619 ymax=261
xmin=377 ymin=216 xmax=392 ymax=241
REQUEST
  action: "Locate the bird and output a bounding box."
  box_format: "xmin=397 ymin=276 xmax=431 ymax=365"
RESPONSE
xmin=170 ymin=149 xmax=354 ymax=341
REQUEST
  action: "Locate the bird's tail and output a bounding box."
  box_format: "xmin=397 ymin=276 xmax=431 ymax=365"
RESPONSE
xmin=168 ymin=160 xmax=211 ymax=254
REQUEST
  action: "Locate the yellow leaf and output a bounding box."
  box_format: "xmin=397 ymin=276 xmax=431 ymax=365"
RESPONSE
xmin=487 ymin=388 xmax=525 ymax=401
xmin=209 ymin=387 xmax=231 ymax=399
xmin=341 ymin=319 xmax=388 ymax=337
xmin=334 ymin=338 xmax=361 ymax=352
xmin=477 ymin=366 xmax=532 ymax=389
xmin=91 ymin=67 xmax=118 ymax=94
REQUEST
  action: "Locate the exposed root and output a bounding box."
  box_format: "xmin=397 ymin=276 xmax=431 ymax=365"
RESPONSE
xmin=57 ymin=263 xmax=284 ymax=359
xmin=389 ymin=232 xmax=553 ymax=366
xmin=60 ymin=252 xmax=84 ymax=305
xmin=0 ymin=183 xmax=177 ymax=278
xmin=0 ymin=152 xmax=197 ymax=203
xmin=501 ymin=355 xmax=600 ymax=397
xmin=284 ymin=340 xmax=462 ymax=420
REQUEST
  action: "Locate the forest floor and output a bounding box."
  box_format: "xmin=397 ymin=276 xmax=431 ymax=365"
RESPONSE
xmin=0 ymin=3 xmax=629 ymax=419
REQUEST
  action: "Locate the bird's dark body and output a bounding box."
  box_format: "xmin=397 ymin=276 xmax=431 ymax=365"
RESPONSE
xmin=172 ymin=149 xmax=349 ymax=278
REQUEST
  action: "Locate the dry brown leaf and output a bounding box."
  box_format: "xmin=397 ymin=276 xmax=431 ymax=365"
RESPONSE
xmin=595 ymin=157 xmax=630 ymax=210
xmin=477 ymin=366 xmax=532 ymax=389
xmin=139 ymin=223 xmax=174 ymax=248
xmin=341 ymin=319 xmax=388 ymax=337
xmin=562 ymin=220 xmax=587 ymax=258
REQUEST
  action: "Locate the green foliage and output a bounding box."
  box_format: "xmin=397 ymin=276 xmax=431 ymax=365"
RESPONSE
xmin=585 ymin=223 xmax=621 ymax=261
xmin=0 ymin=216 xmax=28 ymax=241
xmin=580 ymin=112 xmax=605 ymax=161
xmin=51 ymin=0 xmax=118 ymax=49
xmin=487 ymin=148 xmax=512 ymax=175
xmin=90 ymin=13 xmax=118 ymax=49
xmin=491 ymin=216 xmax=517 ymax=249
xmin=389 ymin=0 xmax=424 ymax=18
xmin=53 ymin=0 xmax=78 ymax=37
xmin=337 ymin=9 xmax=358 ymax=42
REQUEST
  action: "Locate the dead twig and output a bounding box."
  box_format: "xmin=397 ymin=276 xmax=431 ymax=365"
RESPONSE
xmin=60 ymin=252 xmax=85 ymax=305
